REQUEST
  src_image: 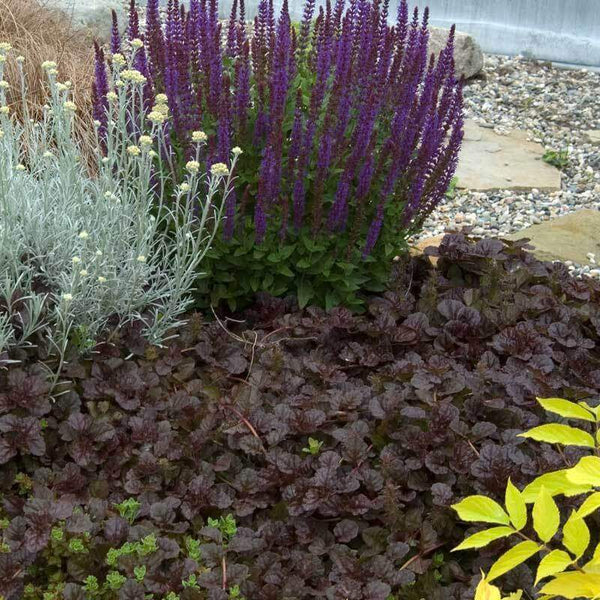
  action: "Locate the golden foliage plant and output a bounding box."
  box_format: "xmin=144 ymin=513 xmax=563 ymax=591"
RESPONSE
xmin=453 ymin=397 xmax=600 ymax=600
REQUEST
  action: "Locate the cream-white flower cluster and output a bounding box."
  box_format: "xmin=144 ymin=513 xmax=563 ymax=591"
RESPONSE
xmin=192 ymin=130 xmax=208 ymax=143
xmin=111 ymin=53 xmax=126 ymax=68
xmin=186 ymin=160 xmax=200 ymax=174
xmin=147 ymin=94 xmax=170 ymax=125
xmin=120 ymin=69 xmax=147 ymax=85
xmin=210 ymin=163 xmax=230 ymax=177
xmin=147 ymin=111 xmax=166 ymax=124
xmin=139 ymin=135 xmax=153 ymax=148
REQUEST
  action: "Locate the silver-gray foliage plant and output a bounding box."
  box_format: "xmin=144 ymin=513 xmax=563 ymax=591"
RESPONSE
xmin=0 ymin=45 xmax=238 ymax=368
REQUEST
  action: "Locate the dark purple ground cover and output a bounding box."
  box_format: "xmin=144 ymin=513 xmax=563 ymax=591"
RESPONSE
xmin=1 ymin=234 xmax=600 ymax=599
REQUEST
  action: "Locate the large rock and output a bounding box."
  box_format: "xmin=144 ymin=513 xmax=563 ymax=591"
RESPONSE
xmin=505 ymin=209 xmax=600 ymax=264
xmin=429 ymin=27 xmax=484 ymax=80
xmin=411 ymin=234 xmax=445 ymax=266
xmin=585 ymin=130 xmax=600 ymax=145
xmin=456 ymin=120 xmax=562 ymax=192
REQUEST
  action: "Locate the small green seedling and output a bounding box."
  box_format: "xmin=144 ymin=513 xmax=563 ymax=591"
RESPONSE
xmin=68 ymin=538 xmax=87 ymax=554
xmin=134 ymin=565 xmax=147 ymax=582
xmin=185 ymin=537 xmax=202 ymax=561
xmin=105 ymin=571 xmax=126 ymax=591
xmin=302 ymin=437 xmax=323 ymax=455
xmin=207 ymin=514 xmax=237 ymax=542
xmin=229 ymin=584 xmax=245 ymax=599
xmin=182 ymin=573 xmax=200 ymax=589
xmin=83 ymin=576 xmax=99 ymax=593
xmin=50 ymin=526 xmax=64 ymax=542
xmin=445 ymin=176 xmax=459 ymax=199
xmin=115 ymin=497 xmax=141 ymax=524
xmin=542 ymin=149 xmax=569 ymax=170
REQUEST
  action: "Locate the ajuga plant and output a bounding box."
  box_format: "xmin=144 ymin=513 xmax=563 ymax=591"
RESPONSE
xmin=2 ymin=236 xmax=600 ymax=599
xmin=97 ymin=0 xmax=464 ymax=310
xmin=454 ymin=397 xmax=600 ymax=600
xmin=0 ymin=42 xmax=237 ymax=374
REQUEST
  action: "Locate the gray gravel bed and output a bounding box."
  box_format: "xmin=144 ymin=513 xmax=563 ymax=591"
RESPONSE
xmin=417 ymin=54 xmax=600 ymax=276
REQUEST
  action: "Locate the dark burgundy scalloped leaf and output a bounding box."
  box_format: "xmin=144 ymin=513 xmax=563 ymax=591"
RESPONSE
xmin=0 ymin=236 xmax=599 ymax=599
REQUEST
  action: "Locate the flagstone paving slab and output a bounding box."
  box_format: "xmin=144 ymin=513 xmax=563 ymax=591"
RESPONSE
xmin=584 ymin=130 xmax=600 ymax=145
xmin=456 ymin=120 xmax=562 ymax=192
xmin=505 ymin=208 xmax=600 ymax=265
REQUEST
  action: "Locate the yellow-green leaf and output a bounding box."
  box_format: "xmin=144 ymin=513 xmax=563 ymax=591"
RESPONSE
xmin=518 ymin=424 xmax=595 ymax=448
xmin=567 ymin=456 xmax=600 ymax=486
xmin=535 ymin=550 xmax=572 ymax=584
xmin=505 ymin=479 xmax=527 ymax=530
xmin=583 ymin=552 xmax=600 ymax=574
xmin=452 ymin=496 xmax=510 ymax=526
xmin=537 ymin=397 xmax=595 ymax=422
xmin=580 ymin=401 xmax=600 ymax=422
xmin=577 ymin=491 xmax=600 ymax=519
xmin=474 ymin=574 xmax=502 ymax=600
xmin=539 ymin=572 xmax=600 ymax=599
xmin=585 ymin=541 xmax=600 ymax=574
xmin=522 ymin=469 xmax=591 ymax=503
xmin=503 ymin=593 xmax=522 ymax=600
xmin=533 ymin=486 xmax=560 ymax=543
xmin=452 ymin=526 xmax=515 ymax=552
xmin=563 ymin=510 xmax=590 ymax=559
xmin=487 ymin=541 xmax=540 ymax=582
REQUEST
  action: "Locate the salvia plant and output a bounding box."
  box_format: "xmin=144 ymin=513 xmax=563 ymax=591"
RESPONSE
xmin=97 ymin=0 xmax=464 ymax=310
xmin=454 ymin=397 xmax=600 ymax=600
xmin=0 ymin=42 xmax=237 ymax=372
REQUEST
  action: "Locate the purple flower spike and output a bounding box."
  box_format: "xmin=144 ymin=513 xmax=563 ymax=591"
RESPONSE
xmin=110 ymin=10 xmax=121 ymax=54
xmin=92 ymin=42 xmax=109 ymax=140
xmin=363 ymin=200 xmax=385 ymax=257
xmin=91 ymin=0 xmax=463 ymax=259
xmin=226 ymin=0 xmax=239 ymax=57
xmin=234 ymin=40 xmax=251 ymax=134
xmin=255 ymin=199 xmax=268 ymax=243
xmin=145 ymin=0 xmax=165 ymax=80
xmin=328 ymin=176 xmax=351 ymax=231
xmin=299 ymin=0 xmax=316 ymax=53
xmin=128 ymin=0 xmax=140 ymax=41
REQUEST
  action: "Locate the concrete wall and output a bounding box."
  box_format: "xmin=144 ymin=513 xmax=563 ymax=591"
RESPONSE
xmin=54 ymin=0 xmax=600 ymax=67
xmin=411 ymin=0 xmax=600 ymax=68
